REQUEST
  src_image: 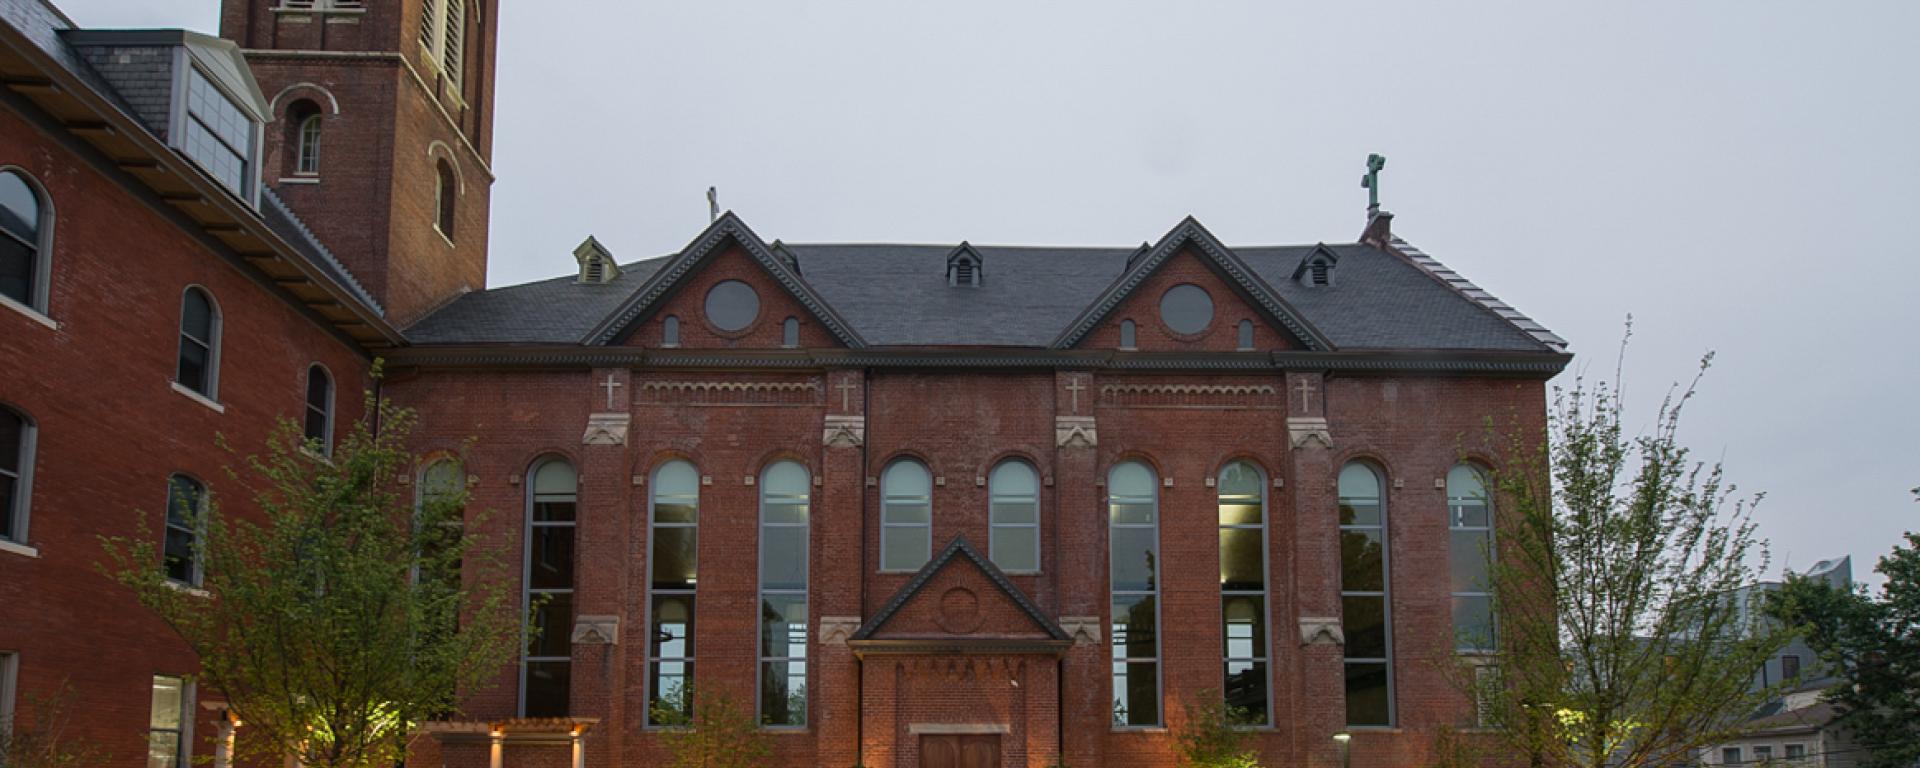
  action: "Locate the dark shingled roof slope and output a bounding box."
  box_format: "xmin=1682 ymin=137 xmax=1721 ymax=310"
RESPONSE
xmin=405 ymin=239 xmax=1556 ymax=352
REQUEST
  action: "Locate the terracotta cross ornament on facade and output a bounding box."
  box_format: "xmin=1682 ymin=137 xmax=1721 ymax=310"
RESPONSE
xmin=1294 ymin=376 xmax=1317 ymax=413
xmin=600 ymin=373 xmax=623 ymax=410
xmin=837 ymin=379 xmax=858 ymax=412
xmin=1064 ymin=375 xmax=1087 ymax=414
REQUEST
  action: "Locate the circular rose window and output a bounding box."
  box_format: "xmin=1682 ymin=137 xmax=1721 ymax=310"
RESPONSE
xmin=1159 ymin=283 xmax=1213 ymax=335
xmin=703 ymin=280 xmax=759 ymax=331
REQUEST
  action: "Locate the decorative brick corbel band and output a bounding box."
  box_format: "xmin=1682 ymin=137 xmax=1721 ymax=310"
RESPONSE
xmin=582 ymin=413 xmax=631 ymax=446
xmin=1058 ymin=616 xmax=1102 ymax=646
xmin=820 ymin=616 xmax=863 ymax=646
xmin=1055 ymin=416 xmax=1097 ymax=448
xmin=570 ymin=615 xmax=619 ymax=645
xmin=1298 ymin=617 xmax=1345 ymax=646
xmin=1286 ymin=416 xmax=1332 ymax=449
xmin=823 ymin=415 xmax=865 ymax=448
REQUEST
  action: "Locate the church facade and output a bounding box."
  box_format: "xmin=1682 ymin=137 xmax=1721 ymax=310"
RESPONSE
xmin=0 ymin=1 xmax=1569 ymax=767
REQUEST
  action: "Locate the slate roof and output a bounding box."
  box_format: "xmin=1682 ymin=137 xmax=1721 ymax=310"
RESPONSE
xmin=407 ymin=237 xmax=1560 ymax=353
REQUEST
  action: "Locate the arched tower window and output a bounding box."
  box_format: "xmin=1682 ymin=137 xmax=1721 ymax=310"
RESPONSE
xmin=285 ymin=99 xmax=322 ymax=176
xmin=1218 ymin=460 xmax=1269 ymax=725
xmin=1449 ymin=464 xmax=1495 ymax=652
xmin=434 ymin=159 xmax=457 ymax=240
xmin=880 ymin=459 xmax=932 ymax=572
xmin=648 ymin=459 xmax=700 ymax=725
xmin=0 ymin=169 xmax=52 ymax=314
xmin=176 ymin=287 xmax=221 ymax=400
xmin=522 ymin=458 xmax=576 ymax=717
xmin=1109 ymin=460 xmax=1160 ymax=727
xmin=1338 ymin=462 xmax=1392 ymax=726
xmin=989 ymin=460 xmax=1039 ymax=573
xmin=303 ymin=364 xmax=334 ymax=454
xmin=758 ymin=461 xmax=809 ymax=727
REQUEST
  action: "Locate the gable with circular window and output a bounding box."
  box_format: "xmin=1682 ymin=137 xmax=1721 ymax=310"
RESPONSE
xmin=1158 ymin=283 xmax=1214 ymax=336
xmin=703 ymin=279 xmax=759 ymax=332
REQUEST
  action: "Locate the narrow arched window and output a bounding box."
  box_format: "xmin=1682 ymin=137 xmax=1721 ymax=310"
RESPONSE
xmin=434 ymin=159 xmax=457 ymax=240
xmin=758 ymin=461 xmax=809 ymax=727
xmin=176 ymin=287 xmax=221 ymax=400
xmin=522 ymin=458 xmax=576 ymax=717
xmin=1338 ymin=462 xmax=1392 ymax=726
xmin=1237 ymin=320 xmax=1255 ymax=351
xmin=989 ymin=460 xmax=1039 ymax=573
xmin=303 ymin=364 xmax=334 ymax=454
xmin=296 ymin=113 xmax=321 ymax=175
xmin=662 ymin=315 xmax=680 ymax=347
xmin=0 ymin=170 xmax=51 ymax=313
xmin=415 ymin=459 xmax=464 ymax=604
xmin=880 ymin=459 xmax=931 ymax=571
xmin=1 ymin=404 xmax=37 ymax=544
xmin=1449 ymin=464 xmax=1495 ymax=652
xmin=1218 ymin=460 xmax=1269 ymax=725
xmin=163 ymin=475 xmax=207 ymax=586
xmin=1110 ymin=460 xmax=1160 ymax=727
xmin=1119 ymin=319 xmax=1137 ymax=349
xmin=648 ymin=459 xmax=699 ymax=725
xmin=782 ymin=317 xmax=799 ymax=348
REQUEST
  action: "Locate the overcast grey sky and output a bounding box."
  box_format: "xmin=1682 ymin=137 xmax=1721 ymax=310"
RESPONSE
xmin=66 ymin=1 xmax=1917 ymax=587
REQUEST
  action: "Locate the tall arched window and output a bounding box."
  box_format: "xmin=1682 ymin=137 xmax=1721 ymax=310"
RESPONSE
xmin=0 ymin=169 xmax=51 ymax=313
xmin=1109 ymin=460 xmax=1160 ymax=727
xmin=176 ymin=287 xmax=221 ymax=400
xmin=303 ymin=364 xmax=334 ymax=454
xmin=1449 ymin=465 xmax=1495 ymax=652
xmin=1338 ymin=462 xmax=1392 ymax=726
xmin=1218 ymin=460 xmax=1269 ymax=725
xmin=434 ymin=159 xmax=457 ymax=240
xmin=1 ymin=404 xmax=37 ymax=544
xmin=163 ymin=475 xmax=207 ymax=587
xmin=296 ymin=113 xmax=321 ymax=175
xmin=522 ymin=458 xmax=576 ymax=717
xmin=648 ymin=459 xmax=699 ymax=725
xmin=989 ymin=460 xmax=1039 ymax=573
xmin=759 ymin=461 xmax=809 ymax=727
xmin=880 ymin=459 xmax=932 ymax=572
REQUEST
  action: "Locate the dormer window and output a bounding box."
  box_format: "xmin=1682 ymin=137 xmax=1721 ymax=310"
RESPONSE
xmin=1293 ymin=245 xmax=1339 ymax=288
xmin=182 ymin=68 xmax=259 ymax=200
xmin=945 ymin=243 xmax=983 ymax=288
xmin=573 ymin=236 xmax=620 ymax=284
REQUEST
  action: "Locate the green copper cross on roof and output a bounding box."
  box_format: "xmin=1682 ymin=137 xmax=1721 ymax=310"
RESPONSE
xmin=1361 ymin=153 xmax=1386 ymax=209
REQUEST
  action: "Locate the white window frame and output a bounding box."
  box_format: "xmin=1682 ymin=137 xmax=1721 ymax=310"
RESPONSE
xmin=756 ymin=461 xmax=809 ymax=729
xmin=295 ymin=113 xmax=321 ymax=175
xmin=303 ymin=363 xmax=334 ymax=455
xmin=148 ymin=674 xmax=194 ymax=768
xmin=175 ymin=286 xmax=222 ymax=402
xmin=987 ymin=460 xmax=1040 ymax=574
xmin=0 ymin=167 xmax=55 ymax=320
xmin=163 ymin=474 xmax=208 ymax=588
xmin=645 ymin=459 xmax=699 ymax=728
xmin=1338 ymin=461 xmax=1395 ymax=728
xmin=1217 ymin=460 xmax=1270 ymax=727
xmin=520 ymin=457 xmax=576 ymax=718
xmin=0 ymin=405 xmax=36 ymax=549
xmin=1449 ymin=464 xmax=1496 ymax=653
xmin=879 ymin=459 xmax=932 ymax=573
xmin=168 ymin=58 xmax=263 ymax=206
xmin=417 ymin=0 xmax=468 ymax=99
xmin=1109 ymin=460 xmax=1162 ymax=729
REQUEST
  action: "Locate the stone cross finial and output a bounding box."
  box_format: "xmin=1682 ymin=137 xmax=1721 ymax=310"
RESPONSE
xmin=600 ymin=373 xmax=623 ymax=410
xmin=1361 ymin=153 xmax=1386 ymax=210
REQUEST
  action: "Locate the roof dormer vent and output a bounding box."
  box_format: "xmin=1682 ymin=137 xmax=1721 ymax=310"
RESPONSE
xmin=574 ymin=235 xmax=620 ymax=284
xmin=1293 ymin=244 xmax=1339 ymax=288
xmin=946 ymin=242 xmax=983 ymax=288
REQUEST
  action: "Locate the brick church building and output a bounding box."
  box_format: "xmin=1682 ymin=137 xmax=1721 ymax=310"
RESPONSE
xmin=0 ymin=0 xmax=1569 ymax=766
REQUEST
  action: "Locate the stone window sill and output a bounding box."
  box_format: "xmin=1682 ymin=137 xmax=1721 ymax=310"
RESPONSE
xmin=0 ymin=539 xmax=40 ymax=558
xmin=163 ymin=580 xmax=211 ymax=598
xmin=0 ymin=293 xmax=58 ymax=331
xmin=171 ymin=381 xmax=227 ymax=414
xmin=277 ymin=176 xmax=320 ymax=185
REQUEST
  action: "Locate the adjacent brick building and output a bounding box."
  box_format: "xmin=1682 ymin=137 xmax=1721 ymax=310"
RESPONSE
xmin=0 ymin=1 xmax=1570 ymax=767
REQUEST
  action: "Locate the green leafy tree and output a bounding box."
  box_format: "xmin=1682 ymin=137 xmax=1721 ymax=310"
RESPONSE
xmin=650 ymin=687 xmax=772 ymax=768
xmin=99 ymin=386 xmax=522 ymax=768
xmin=1769 ymin=530 xmax=1920 ymax=768
xmin=1171 ymin=691 xmax=1259 ymax=768
xmin=0 ymin=684 xmax=101 ymax=768
xmin=1459 ymin=343 xmax=1792 ymax=768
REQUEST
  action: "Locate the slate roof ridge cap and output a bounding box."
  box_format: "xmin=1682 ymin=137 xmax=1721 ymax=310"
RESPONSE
xmin=25 ymin=0 xmax=79 ymax=29
xmin=1385 ymin=234 xmax=1569 ymax=352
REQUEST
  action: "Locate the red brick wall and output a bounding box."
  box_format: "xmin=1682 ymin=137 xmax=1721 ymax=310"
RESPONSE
xmin=0 ymin=105 xmax=370 ymax=767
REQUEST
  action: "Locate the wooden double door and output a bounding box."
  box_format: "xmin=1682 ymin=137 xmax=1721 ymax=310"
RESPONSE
xmin=920 ymin=734 xmax=1000 ymax=768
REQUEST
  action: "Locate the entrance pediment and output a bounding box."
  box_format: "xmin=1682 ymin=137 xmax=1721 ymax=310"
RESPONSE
xmin=850 ymin=537 xmax=1070 ymax=656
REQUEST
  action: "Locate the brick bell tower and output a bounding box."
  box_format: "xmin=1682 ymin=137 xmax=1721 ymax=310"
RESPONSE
xmin=219 ymin=0 xmax=499 ymax=326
